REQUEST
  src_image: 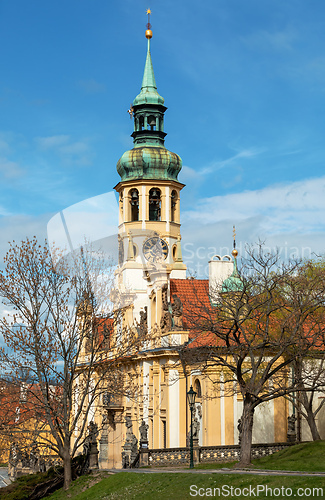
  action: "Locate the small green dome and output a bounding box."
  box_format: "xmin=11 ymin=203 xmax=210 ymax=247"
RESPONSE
xmin=117 ymin=146 xmax=182 ymax=182
xmin=221 ymin=259 xmax=243 ymax=293
xmin=133 ymin=87 xmax=164 ymax=106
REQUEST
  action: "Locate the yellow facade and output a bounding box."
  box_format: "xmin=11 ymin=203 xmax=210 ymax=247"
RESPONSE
xmin=74 ymin=23 xmax=292 ymax=469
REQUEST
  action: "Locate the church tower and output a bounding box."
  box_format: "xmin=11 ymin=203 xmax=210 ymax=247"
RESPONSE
xmin=114 ymin=12 xmax=186 ymax=324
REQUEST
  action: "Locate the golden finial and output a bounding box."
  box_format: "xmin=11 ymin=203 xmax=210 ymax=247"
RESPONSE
xmin=232 ymin=225 xmax=238 ymax=258
xmin=146 ymin=8 xmax=153 ymax=39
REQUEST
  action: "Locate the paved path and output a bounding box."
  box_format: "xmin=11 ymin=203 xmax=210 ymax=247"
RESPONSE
xmin=0 ymin=468 xmax=11 ymax=488
xmin=103 ymin=467 xmax=325 ymax=477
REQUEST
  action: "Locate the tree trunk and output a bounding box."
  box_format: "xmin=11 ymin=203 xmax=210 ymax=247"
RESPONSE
xmin=305 ymin=408 xmax=321 ymax=441
xmin=300 ymin=387 xmax=321 ymax=441
xmin=238 ymin=397 xmax=255 ymax=467
xmin=63 ymin=452 xmax=72 ymax=490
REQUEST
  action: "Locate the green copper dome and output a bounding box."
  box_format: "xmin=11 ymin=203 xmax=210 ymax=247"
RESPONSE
xmin=116 ymin=30 xmax=182 ymax=183
xmin=221 ymin=258 xmax=244 ymax=293
xmin=117 ymin=146 xmax=182 ymax=182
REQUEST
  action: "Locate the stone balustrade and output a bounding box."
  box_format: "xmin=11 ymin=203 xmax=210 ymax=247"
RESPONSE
xmin=140 ymin=442 xmax=294 ymax=467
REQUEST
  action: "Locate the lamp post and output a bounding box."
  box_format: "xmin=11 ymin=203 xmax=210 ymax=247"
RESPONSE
xmin=187 ymin=385 xmax=197 ymax=469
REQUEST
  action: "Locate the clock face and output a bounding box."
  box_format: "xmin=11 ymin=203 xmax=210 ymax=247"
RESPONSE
xmin=142 ymin=237 xmax=168 ymax=263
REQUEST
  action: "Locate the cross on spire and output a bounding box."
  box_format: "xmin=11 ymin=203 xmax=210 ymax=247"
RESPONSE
xmin=146 ymin=8 xmax=152 ymax=30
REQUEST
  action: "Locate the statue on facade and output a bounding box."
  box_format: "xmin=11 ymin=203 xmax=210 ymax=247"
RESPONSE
xmin=139 ymin=307 xmax=148 ymax=335
xmin=88 ymin=421 xmax=99 ymax=443
xmin=84 ymin=421 xmax=99 ymax=469
xmin=122 ymin=416 xmax=139 ymax=468
xmin=22 ymin=451 xmax=29 ymax=468
xmin=288 ymin=414 xmax=296 ymax=433
xmin=287 ymin=414 xmax=296 ymax=442
xmin=172 ymin=294 xmax=183 ymax=329
xmin=192 ymin=417 xmax=200 ymax=440
xmin=160 ymin=283 xmax=172 ymax=333
xmin=125 ymin=415 xmax=134 ymax=442
xmin=29 ymin=442 xmax=39 ymax=471
xmin=237 ymin=417 xmax=243 ymax=445
xmin=131 ymin=434 xmax=138 ymax=458
xmin=102 ymin=323 xmax=111 ymax=349
xmin=139 ymin=420 xmax=149 ymax=447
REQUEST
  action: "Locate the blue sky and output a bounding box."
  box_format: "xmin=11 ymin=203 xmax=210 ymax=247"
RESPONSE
xmin=1 ymin=0 xmax=325 ymax=276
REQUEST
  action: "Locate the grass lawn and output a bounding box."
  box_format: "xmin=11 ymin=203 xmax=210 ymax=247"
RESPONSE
xmin=46 ymin=442 xmax=325 ymax=500
xmin=47 ymin=471 xmax=325 ymax=500
xmin=196 ymin=440 xmax=325 ymax=472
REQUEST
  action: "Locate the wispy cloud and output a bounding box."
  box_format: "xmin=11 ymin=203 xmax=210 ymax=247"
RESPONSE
xmin=180 ymin=176 xmax=325 ymax=276
xmin=0 ymin=157 xmax=24 ymax=179
xmin=201 ymin=148 xmax=263 ymax=175
xmin=0 ymin=213 xmax=49 ymax=262
xmin=241 ymin=27 xmax=297 ymax=52
xmin=29 ymin=98 xmax=50 ymax=107
xmin=78 ymin=79 xmax=106 ymax=94
xmin=36 ymin=135 xmax=70 ymax=150
xmin=0 ymin=138 xmax=10 ymax=154
xmin=181 ymin=148 xmax=263 ymax=181
xmin=35 ymin=135 xmax=93 ymax=167
xmin=182 ymin=176 xmax=325 ymax=234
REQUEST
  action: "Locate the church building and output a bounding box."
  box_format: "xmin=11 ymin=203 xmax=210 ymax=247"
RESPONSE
xmin=87 ymin=16 xmax=294 ymax=469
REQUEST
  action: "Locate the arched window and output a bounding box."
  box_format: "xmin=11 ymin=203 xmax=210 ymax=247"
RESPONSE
xmin=129 ymin=189 xmax=139 ymax=221
xmin=139 ymin=116 xmax=144 ymax=131
xmin=194 ymin=379 xmax=202 ymax=399
xmin=119 ymin=192 xmax=123 ymax=215
xmin=149 ymin=188 xmax=161 ymax=221
xmin=171 ymin=190 xmax=177 ymax=222
xmin=147 ymin=115 xmax=156 ymax=130
xmin=151 ymin=292 xmax=156 ymax=328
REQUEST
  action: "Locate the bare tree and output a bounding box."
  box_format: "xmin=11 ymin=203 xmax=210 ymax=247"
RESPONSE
xmin=178 ymin=245 xmax=325 ymax=467
xmin=290 ymin=356 xmax=325 ymax=441
xmin=0 ymin=237 xmax=141 ymax=489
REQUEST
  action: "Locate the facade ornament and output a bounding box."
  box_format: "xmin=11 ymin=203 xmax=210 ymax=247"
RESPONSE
xmin=102 ymin=323 xmax=111 ymax=349
xmin=160 ymin=283 xmax=172 ymax=333
xmin=84 ymin=421 xmax=99 ymax=469
xmin=175 ymin=233 xmax=183 ymax=262
xmin=139 ymin=420 xmax=149 ymax=448
xmin=122 ymin=416 xmax=139 ymax=468
xmin=127 ymin=231 xmax=135 ymax=261
xmin=237 ymin=417 xmax=243 ymax=445
xmin=287 ymin=414 xmax=296 ymax=442
xmin=172 ymin=294 xmax=183 ymax=329
xmin=192 ymin=417 xmax=200 ymax=439
xmin=125 ymin=415 xmax=133 ymax=441
xmin=139 ymin=306 xmax=148 ymax=335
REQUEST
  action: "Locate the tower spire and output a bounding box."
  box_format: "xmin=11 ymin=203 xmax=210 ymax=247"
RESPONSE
xmin=141 ymin=37 xmax=157 ymax=91
xmin=133 ymin=10 xmax=164 ymax=108
xmin=221 ymin=226 xmax=243 ymax=293
xmin=232 ymin=225 xmax=239 ymax=274
xmin=116 ymin=11 xmax=182 ymax=181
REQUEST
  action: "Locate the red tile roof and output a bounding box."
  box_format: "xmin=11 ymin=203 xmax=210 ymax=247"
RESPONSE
xmin=95 ymin=317 xmax=114 ymax=348
xmin=170 ymin=278 xmax=325 ymax=351
xmin=170 ymin=278 xmax=218 ymax=347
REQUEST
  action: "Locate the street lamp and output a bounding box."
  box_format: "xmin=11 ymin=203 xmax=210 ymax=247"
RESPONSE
xmin=187 ymin=385 xmax=197 ymax=469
